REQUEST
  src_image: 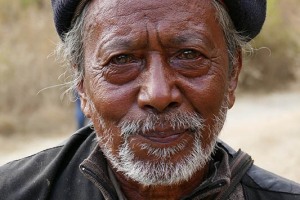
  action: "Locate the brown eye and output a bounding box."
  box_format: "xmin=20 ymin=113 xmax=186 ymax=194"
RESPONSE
xmin=177 ymin=49 xmax=201 ymax=60
xmin=111 ymin=54 xmax=135 ymax=65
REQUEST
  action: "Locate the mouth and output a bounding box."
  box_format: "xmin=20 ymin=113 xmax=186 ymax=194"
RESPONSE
xmin=139 ymin=128 xmax=188 ymax=144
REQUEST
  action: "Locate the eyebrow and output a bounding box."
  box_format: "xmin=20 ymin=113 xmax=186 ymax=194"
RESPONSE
xmin=99 ymin=35 xmax=148 ymax=53
xmin=96 ymin=37 xmax=139 ymax=59
xmin=167 ymin=33 xmax=216 ymax=50
xmin=102 ymin=38 xmax=133 ymax=50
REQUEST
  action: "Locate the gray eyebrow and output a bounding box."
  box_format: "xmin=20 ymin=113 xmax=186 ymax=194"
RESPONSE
xmin=96 ymin=35 xmax=147 ymax=60
xmin=103 ymin=38 xmax=133 ymax=50
xmin=100 ymin=35 xmax=148 ymax=52
xmin=167 ymin=33 xmax=215 ymax=50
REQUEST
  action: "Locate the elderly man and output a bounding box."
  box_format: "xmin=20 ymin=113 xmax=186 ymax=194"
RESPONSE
xmin=1 ymin=0 xmax=300 ymax=199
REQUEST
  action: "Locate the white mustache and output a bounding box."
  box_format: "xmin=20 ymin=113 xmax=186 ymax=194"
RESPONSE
xmin=118 ymin=111 xmax=206 ymax=137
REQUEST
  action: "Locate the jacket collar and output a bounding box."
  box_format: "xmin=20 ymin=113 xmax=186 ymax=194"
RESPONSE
xmin=80 ymin=141 xmax=240 ymax=200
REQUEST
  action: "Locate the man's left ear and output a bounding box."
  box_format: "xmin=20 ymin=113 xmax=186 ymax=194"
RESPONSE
xmin=227 ymin=50 xmax=242 ymax=109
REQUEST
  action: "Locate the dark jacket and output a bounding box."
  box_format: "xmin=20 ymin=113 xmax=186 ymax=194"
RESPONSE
xmin=1 ymin=126 xmax=300 ymax=200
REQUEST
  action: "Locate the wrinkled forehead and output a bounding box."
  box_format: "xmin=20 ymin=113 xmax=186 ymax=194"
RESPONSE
xmin=82 ymin=0 xmax=227 ymax=57
xmin=85 ymin=0 xmax=215 ymax=26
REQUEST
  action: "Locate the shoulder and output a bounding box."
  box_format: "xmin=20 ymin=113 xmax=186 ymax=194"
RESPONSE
xmin=0 ymin=126 xmax=97 ymax=200
xmin=242 ymin=165 xmax=300 ymax=199
xmin=217 ymin=141 xmax=300 ymax=200
xmin=0 ymin=126 xmax=95 ymax=168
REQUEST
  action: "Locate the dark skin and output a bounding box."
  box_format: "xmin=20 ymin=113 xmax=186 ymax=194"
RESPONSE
xmin=78 ymin=0 xmax=242 ymax=199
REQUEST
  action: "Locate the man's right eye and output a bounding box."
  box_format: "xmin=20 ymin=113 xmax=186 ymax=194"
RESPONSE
xmin=111 ymin=54 xmax=135 ymax=65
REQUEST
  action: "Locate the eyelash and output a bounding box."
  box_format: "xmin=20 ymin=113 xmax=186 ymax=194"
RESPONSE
xmin=176 ymin=49 xmax=203 ymax=60
xmin=110 ymin=54 xmax=136 ymax=65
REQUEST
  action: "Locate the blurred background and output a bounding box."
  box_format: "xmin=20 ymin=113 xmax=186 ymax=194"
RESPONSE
xmin=0 ymin=0 xmax=299 ymax=181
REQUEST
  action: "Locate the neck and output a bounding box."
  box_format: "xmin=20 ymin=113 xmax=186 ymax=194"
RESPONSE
xmin=113 ymin=164 xmax=209 ymax=200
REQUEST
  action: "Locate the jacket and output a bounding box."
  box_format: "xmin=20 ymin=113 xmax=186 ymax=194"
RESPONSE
xmin=1 ymin=126 xmax=300 ymax=200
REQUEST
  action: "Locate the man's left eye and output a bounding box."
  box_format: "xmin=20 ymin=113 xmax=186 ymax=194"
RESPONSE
xmin=111 ymin=54 xmax=135 ymax=65
xmin=176 ymin=49 xmax=201 ymax=60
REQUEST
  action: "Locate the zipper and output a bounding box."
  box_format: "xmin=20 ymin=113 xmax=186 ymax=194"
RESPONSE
xmin=182 ymin=179 xmax=227 ymax=200
xmin=80 ymin=165 xmax=118 ymax=200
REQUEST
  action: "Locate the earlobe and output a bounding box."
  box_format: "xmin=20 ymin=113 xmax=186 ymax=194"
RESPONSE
xmin=227 ymin=50 xmax=242 ymax=109
xmin=77 ymin=80 xmax=92 ymax=118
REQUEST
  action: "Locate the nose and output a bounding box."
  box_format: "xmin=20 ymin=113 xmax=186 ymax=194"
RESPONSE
xmin=138 ymin=54 xmax=182 ymax=113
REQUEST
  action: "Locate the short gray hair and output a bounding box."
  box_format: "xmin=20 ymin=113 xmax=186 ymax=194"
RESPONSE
xmin=55 ymin=5 xmax=87 ymax=96
xmin=56 ymin=1 xmax=251 ymax=96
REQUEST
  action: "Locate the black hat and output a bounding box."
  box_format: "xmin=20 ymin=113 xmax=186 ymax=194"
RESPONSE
xmin=51 ymin=0 xmax=266 ymax=41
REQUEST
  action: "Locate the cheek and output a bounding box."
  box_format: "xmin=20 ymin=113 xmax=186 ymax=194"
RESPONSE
xmin=89 ymin=102 xmax=126 ymax=155
xmin=87 ymin=76 xmax=139 ymax=123
xmin=92 ymin=113 xmax=125 ymax=158
xmin=183 ymin=73 xmax=228 ymax=118
xmin=181 ymin=52 xmax=229 ymax=117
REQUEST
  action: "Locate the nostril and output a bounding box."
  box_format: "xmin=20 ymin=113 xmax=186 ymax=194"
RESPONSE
xmin=144 ymin=105 xmax=155 ymax=112
xmin=168 ymin=102 xmax=180 ymax=109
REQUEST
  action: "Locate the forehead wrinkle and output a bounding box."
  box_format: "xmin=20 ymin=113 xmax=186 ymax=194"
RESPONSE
xmin=155 ymin=25 xmax=164 ymax=49
xmin=116 ymin=5 xmax=162 ymax=19
xmin=144 ymin=22 xmax=165 ymax=50
xmin=85 ymin=0 xmax=221 ymax=56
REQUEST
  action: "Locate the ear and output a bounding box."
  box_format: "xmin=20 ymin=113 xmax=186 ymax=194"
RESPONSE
xmin=227 ymin=50 xmax=242 ymax=109
xmin=77 ymin=78 xmax=92 ymax=118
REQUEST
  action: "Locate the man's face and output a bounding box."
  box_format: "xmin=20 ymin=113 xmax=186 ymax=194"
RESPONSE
xmin=79 ymin=0 xmax=240 ymax=185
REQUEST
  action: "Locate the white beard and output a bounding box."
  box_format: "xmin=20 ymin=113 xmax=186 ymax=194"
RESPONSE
xmin=94 ymin=100 xmax=228 ymax=186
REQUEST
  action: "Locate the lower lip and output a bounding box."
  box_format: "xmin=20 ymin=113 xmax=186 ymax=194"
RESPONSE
xmin=141 ymin=132 xmax=185 ymax=144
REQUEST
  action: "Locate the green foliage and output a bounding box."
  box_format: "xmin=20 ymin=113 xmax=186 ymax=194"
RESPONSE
xmin=21 ymin=0 xmax=45 ymax=8
xmin=21 ymin=0 xmax=35 ymax=7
